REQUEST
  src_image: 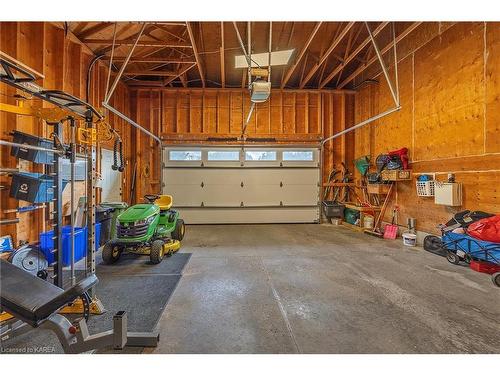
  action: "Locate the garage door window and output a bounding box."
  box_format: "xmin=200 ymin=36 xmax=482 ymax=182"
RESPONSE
xmin=208 ymin=151 xmax=240 ymax=161
xmin=283 ymin=151 xmax=314 ymax=161
xmin=169 ymin=150 xmax=201 ymax=161
xmin=245 ymin=151 xmax=277 ymax=161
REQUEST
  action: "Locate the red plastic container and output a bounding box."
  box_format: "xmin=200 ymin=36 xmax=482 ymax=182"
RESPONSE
xmin=469 ymin=260 xmax=500 ymax=275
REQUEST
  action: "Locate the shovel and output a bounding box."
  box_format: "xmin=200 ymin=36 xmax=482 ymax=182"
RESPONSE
xmin=383 ymin=206 xmax=399 ymax=239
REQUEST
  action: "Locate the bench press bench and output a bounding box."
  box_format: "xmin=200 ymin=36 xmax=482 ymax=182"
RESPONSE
xmin=0 ymin=260 xmax=159 ymax=353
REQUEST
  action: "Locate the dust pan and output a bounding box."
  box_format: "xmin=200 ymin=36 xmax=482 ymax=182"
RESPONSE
xmin=383 ymin=206 xmax=399 ymax=239
xmin=383 ymin=223 xmax=398 ymax=239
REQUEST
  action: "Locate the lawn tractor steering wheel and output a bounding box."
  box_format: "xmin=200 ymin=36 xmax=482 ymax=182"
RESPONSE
xmin=144 ymin=194 xmax=159 ymax=203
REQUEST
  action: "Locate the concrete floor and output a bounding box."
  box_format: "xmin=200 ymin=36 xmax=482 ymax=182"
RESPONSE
xmin=150 ymin=224 xmax=500 ymax=354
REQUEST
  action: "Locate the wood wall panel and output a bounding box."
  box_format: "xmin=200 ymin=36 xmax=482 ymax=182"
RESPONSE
xmin=135 ymin=89 xmax=337 ymax=141
xmin=0 ymin=22 xmax=132 ymax=244
xmin=353 ymin=22 xmax=500 ymax=234
xmin=485 ymin=22 xmax=500 ymax=153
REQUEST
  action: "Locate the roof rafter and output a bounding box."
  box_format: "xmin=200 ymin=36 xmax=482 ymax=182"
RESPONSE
xmin=299 ymin=22 xmax=355 ymax=89
xmin=78 ymin=22 xmax=114 ymax=39
xmin=280 ymin=22 xmax=322 ymax=89
xmin=338 ymin=22 xmax=422 ymax=88
xmin=186 ymin=21 xmax=205 ymax=88
xmin=320 ymin=22 xmax=389 ymax=89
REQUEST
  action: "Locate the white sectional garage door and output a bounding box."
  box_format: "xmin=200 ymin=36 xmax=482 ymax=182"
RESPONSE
xmin=162 ymin=146 xmax=320 ymax=224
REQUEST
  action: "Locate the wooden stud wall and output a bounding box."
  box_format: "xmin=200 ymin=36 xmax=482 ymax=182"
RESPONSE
xmin=354 ymin=22 xmax=500 ymax=234
xmin=0 ymin=22 xmax=132 ymax=244
xmin=131 ymin=88 xmax=354 ymax=200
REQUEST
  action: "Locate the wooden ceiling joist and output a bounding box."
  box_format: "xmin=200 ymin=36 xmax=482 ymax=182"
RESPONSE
xmin=280 ymin=22 xmax=322 ymax=89
xmin=319 ymin=22 xmax=389 ymax=89
xmin=101 ymin=57 xmax=196 ymax=64
xmin=163 ymin=63 xmax=197 ymax=86
xmin=78 ymin=22 xmax=114 ymax=39
xmin=186 ymin=22 xmax=206 ymax=88
xmin=123 ymin=70 xmax=179 ymax=76
xmin=83 ymin=39 xmax=193 ymax=48
xmin=299 ymin=22 xmax=355 ymax=89
xmin=338 ymin=22 xmax=422 ymax=88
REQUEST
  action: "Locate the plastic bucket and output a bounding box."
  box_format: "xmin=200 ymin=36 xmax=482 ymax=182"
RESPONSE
xmin=363 ymin=215 xmax=374 ymax=229
xmin=402 ymin=232 xmax=417 ymax=247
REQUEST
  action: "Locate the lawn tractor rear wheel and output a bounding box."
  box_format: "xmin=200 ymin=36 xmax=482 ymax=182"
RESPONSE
xmin=172 ymin=219 xmax=185 ymax=241
xmin=102 ymin=243 xmax=122 ymax=264
xmin=150 ymin=240 xmax=165 ymax=264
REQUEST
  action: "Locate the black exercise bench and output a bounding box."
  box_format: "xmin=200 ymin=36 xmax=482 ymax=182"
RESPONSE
xmin=0 ymin=260 xmax=159 ymax=353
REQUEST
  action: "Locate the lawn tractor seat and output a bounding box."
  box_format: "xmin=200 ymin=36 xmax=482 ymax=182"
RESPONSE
xmin=155 ymin=194 xmax=173 ymax=211
xmin=0 ymin=259 xmax=159 ymax=353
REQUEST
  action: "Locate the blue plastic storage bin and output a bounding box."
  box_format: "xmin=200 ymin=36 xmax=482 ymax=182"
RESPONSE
xmin=10 ymin=130 xmax=54 ymax=164
xmin=39 ymin=223 xmax=101 ymax=266
xmin=10 ymin=172 xmax=68 ymax=203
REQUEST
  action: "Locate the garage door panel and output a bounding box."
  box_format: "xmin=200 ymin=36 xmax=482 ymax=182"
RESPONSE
xmin=177 ymin=207 xmax=320 ymax=224
xmin=280 ymin=185 xmax=319 ymax=205
xmin=201 ymin=185 xmax=242 ymax=206
xmin=163 ymin=147 xmax=319 ymax=223
xmin=240 ymin=185 xmax=283 ymax=206
xmin=163 ymin=185 xmax=202 ymax=206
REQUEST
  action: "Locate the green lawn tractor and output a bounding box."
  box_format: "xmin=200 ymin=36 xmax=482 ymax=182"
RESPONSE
xmin=102 ymin=194 xmax=185 ymax=265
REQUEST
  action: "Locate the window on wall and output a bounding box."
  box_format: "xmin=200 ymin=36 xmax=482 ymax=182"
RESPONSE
xmin=282 ymin=151 xmax=314 ymax=161
xmin=207 ymin=151 xmax=240 ymax=161
xmin=245 ymin=151 xmax=277 ymax=161
xmin=169 ymin=150 xmax=201 ymax=161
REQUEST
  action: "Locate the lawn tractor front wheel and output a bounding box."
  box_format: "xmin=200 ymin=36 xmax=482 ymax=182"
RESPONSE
xmin=102 ymin=243 xmax=122 ymax=264
xmin=150 ymin=240 xmax=165 ymax=264
xmin=172 ymin=219 xmax=185 ymax=241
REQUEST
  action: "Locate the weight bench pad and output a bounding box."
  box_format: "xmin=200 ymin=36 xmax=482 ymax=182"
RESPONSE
xmin=0 ymin=260 xmax=98 ymax=327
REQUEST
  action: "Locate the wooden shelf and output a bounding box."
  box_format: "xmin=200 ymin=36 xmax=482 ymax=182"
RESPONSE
xmin=343 ymin=203 xmax=381 ymax=212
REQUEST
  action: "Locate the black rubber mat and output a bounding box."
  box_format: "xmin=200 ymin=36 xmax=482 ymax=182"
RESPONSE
xmin=0 ymin=251 xmax=191 ymax=354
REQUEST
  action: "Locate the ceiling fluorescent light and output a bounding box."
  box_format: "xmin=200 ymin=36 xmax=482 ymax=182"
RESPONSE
xmin=235 ymin=49 xmax=294 ymax=68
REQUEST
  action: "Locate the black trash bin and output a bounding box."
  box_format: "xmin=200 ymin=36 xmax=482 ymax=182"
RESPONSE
xmin=95 ymin=206 xmax=113 ymax=246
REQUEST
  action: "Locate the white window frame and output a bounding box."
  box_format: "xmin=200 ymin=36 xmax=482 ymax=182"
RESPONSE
xmin=163 ymin=146 xmax=319 ymax=168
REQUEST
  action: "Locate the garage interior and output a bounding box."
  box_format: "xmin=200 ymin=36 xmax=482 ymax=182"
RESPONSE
xmin=1 ymin=19 xmax=499 ymax=355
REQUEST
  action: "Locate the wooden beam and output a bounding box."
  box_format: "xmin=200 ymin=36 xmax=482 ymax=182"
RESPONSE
xmin=127 ymin=80 xmax=165 ymax=87
xmin=123 ymin=70 xmax=179 ymax=76
xmin=220 ymin=22 xmax=225 ymax=88
xmin=78 ymin=22 xmax=114 ymax=39
xmin=50 ymin=22 xmax=94 ymax=55
xmin=152 ymin=24 xmax=188 ymax=42
xmin=299 ymin=22 xmax=355 ymax=89
xmin=186 ymin=22 xmax=205 ymax=88
xmin=339 ymin=22 xmax=422 ymax=89
xmin=83 ymin=38 xmax=193 ymax=48
xmin=280 ymin=22 xmax=322 ymax=89
xmin=163 ymin=63 xmax=197 ymax=86
xmin=72 ymin=22 xmax=89 ymax=35
xmin=320 ymin=22 xmax=389 ymax=89
xmin=101 ymin=57 xmax=195 ymax=63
